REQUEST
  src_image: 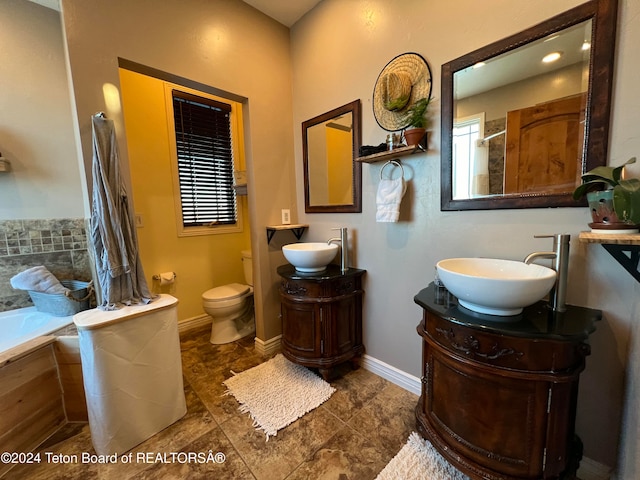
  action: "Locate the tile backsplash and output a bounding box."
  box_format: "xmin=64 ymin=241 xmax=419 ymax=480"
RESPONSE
xmin=0 ymin=219 xmax=92 ymax=312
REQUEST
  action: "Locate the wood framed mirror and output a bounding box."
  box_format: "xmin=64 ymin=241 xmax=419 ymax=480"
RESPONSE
xmin=302 ymin=100 xmax=362 ymax=213
xmin=441 ymin=0 xmax=618 ymax=211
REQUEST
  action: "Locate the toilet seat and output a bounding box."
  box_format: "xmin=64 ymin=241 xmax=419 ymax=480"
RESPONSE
xmin=202 ymin=283 xmax=250 ymax=302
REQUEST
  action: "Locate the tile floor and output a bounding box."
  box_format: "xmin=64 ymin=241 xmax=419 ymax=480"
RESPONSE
xmin=3 ymin=326 xmax=418 ymax=480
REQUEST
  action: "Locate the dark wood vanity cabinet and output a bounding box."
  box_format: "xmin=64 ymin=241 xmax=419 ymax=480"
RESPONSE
xmin=414 ymin=285 xmax=600 ymax=480
xmin=278 ymin=264 xmax=365 ymax=381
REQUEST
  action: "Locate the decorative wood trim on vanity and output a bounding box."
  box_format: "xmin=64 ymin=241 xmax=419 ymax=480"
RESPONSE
xmin=281 ymin=281 xmax=307 ymax=296
xmin=435 ymin=327 xmax=524 ymax=361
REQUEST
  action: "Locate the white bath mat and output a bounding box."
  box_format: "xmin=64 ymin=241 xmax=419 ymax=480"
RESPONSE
xmin=376 ymin=432 xmax=469 ymax=480
xmin=223 ymin=354 xmax=335 ymax=439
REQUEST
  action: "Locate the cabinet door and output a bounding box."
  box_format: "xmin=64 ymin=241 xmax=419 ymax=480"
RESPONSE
xmin=281 ymin=298 xmax=322 ymax=358
xmin=425 ymin=344 xmax=548 ymax=478
xmin=323 ymin=296 xmax=356 ymax=357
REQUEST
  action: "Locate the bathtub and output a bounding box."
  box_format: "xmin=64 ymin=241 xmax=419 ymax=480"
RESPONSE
xmin=0 ymin=307 xmax=74 ymax=355
xmin=0 ymin=307 xmax=76 ymax=476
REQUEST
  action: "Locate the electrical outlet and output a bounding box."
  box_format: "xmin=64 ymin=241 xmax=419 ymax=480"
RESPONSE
xmin=281 ymin=209 xmax=291 ymax=225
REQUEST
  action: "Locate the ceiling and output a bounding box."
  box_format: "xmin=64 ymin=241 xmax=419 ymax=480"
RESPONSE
xmin=241 ymin=0 xmax=322 ymax=27
xmin=30 ymin=0 xmax=322 ymax=27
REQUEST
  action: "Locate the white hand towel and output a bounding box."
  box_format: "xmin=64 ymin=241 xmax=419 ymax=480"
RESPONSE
xmin=10 ymin=265 xmax=69 ymax=294
xmin=376 ymin=177 xmax=407 ymax=222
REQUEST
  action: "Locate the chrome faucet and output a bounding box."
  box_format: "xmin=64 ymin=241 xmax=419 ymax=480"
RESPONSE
xmin=524 ymin=233 xmax=570 ymax=313
xmin=327 ymin=227 xmax=349 ymax=273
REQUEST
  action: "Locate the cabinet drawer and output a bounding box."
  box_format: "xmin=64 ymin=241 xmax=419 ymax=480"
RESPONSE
xmin=326 ymin=276 xmax=360 ymax=297
xmin=424 ymin=311 xmax=587 ymax=373
xmin=280 ymin=279 xmax=323 ymax=298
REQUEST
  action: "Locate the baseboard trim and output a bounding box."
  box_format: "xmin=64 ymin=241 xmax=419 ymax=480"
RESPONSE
xmin=255 ymin=335 xmax=282 ymax=356
xmin=178 ymin=314 xmax=211 ymax=334
xmin=577 ymin=457 xmax=614 ymax=480
xmin=361 ymin=354 xmax=422 ymax=396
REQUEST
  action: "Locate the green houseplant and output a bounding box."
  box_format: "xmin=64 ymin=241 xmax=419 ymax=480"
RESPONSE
xmin=403 ymin=97 xmax=430 ymax=147
xmin=572 ymin=157 xmax=640 ymax=226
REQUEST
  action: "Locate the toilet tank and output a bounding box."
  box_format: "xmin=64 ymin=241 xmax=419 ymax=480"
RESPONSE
xmin=241 ymin=250 xmax=253 ymax=286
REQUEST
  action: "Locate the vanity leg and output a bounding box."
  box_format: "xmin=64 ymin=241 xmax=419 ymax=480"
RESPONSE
xmin=350 ymin=357 xmax=361 ymax=370
xmin=319 ymin=368 xmax=332 ymax=382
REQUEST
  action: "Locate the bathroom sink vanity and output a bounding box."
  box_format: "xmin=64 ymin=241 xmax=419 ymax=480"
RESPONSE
xmin=277 ymin=264 xmax=365 ymax=381
xmin=414 ymin=284 xmax=601 ymax=479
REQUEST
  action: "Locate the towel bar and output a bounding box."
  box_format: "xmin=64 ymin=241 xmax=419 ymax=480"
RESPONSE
xmin=380 ymin=160 xmax=404 ymax=180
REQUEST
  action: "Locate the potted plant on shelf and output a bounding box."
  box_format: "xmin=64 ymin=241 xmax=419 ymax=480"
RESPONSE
xmin=572 ymin=156 xmax=640 ymax=231
xmin=403 ymin=97 xmax=430 ymax=147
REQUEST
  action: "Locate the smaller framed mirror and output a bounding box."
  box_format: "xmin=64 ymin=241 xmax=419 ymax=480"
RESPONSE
xmin=303 ymin=100 xmax=362 ymax=213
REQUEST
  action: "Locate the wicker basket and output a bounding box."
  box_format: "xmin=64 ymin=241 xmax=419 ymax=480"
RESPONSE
xmin=28 ymin=280 xmax=93 ymax=317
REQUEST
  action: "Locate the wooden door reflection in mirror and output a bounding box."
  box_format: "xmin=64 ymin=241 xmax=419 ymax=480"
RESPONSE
xmin=303 ymin=100 xmax=362 ymax=213
xmin=503 ymin=93 xmax=586 ymax=195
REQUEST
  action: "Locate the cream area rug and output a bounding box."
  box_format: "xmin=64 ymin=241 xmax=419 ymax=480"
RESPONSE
xmin=223 ymin=354 xmax=336 ymax=440
xmin=376 ymin=432 xmax=470 ymax=480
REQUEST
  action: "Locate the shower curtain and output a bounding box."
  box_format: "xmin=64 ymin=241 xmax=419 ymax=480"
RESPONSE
xmin=90 ymin=113 xmax=152 ymax=308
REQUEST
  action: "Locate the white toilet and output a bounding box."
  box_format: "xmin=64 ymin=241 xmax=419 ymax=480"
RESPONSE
xmin=202 ymin=250 xmax=255 ymax=344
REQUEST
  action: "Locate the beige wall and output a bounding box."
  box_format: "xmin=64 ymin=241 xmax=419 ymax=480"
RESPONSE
xmin=291 ymin=0 xmax=640 ymax=470
xmin=119 ymin=69 xmax=251 ymax=321
xmin=0 ymin=0 xmax=84 ymax=219
xmin=60 ymin=0 xmax=297 ymax=340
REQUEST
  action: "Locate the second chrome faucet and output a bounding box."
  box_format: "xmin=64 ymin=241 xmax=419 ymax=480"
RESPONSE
xmin=328 ymin=227 xmax=349 ymax=273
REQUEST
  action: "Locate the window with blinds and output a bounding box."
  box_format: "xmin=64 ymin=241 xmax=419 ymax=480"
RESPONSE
xmin=172 ymin=90 xmax=237 ymax=228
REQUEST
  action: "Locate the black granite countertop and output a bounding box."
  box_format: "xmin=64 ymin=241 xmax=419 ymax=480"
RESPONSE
xmin=277 ymin=263 xmax=366 ymax=280
xmin=414 ymin=283 xmax=601 ymax=341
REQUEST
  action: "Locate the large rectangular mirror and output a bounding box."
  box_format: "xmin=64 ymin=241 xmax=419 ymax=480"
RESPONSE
xmin=441 ymin=0 xmax=618 ymax=211
xmin=303 ymin=100 xmax=362 ymax=213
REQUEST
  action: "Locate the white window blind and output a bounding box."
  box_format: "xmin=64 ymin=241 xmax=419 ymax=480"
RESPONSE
xmin=172 ymin=90 xmax=237 ymax=227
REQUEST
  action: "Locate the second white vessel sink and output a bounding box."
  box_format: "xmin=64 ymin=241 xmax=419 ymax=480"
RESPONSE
xmin=436 ymin=257 xmax=557 ymax=317
xmin=282 ymin=243 xmax=339 ymax=273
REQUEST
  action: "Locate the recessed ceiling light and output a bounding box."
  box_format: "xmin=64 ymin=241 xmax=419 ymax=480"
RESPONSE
xmin=544 ymin=34 xmax=560 ymax=43
xmin=582 ymin=41 xmax=591 ymax=51
xmin=542 ymin=51 xmax=563 ymax=63
xmin=472 ymin=62 xmax=486 ymax=69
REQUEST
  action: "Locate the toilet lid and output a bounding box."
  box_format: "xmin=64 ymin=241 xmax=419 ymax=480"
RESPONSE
xmin=202 ymin=283 xmax=250 ymax=301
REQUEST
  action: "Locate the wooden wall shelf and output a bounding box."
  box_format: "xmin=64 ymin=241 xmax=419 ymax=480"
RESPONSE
xmin=266 ymin=224 xmax=308 ymax=244
xmin=579 ymin=231 xmax=640 ymax=282
xmin=356 ymin=144 xmax=425 ymax=164
xmin=356 ymin=133 xmax=428 ymax=164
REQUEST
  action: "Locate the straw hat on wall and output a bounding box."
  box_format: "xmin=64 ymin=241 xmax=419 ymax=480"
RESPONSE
xmin=372 ymin=52 xmax=432 ymax=131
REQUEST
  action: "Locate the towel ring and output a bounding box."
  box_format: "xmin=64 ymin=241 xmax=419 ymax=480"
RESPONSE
xmin=380 ymin=160 xmax=405 ymax=180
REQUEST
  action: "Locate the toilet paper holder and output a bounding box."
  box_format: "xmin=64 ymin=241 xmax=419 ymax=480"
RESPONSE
xmin=153 ymin=272 xmax=177 ymax=281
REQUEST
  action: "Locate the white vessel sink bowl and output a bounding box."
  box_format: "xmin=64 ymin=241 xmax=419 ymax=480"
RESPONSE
xmin=282 ymin=243 xmax=339 ymax=273
xmin=436 ymin=258 xmax=557 ymax=317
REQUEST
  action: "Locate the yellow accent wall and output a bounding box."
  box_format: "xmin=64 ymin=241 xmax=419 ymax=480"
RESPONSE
xmin=325 ymin=127 xmax=352 ymax=205
xmin=119 ymin=69 xmax=251 ymax=322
